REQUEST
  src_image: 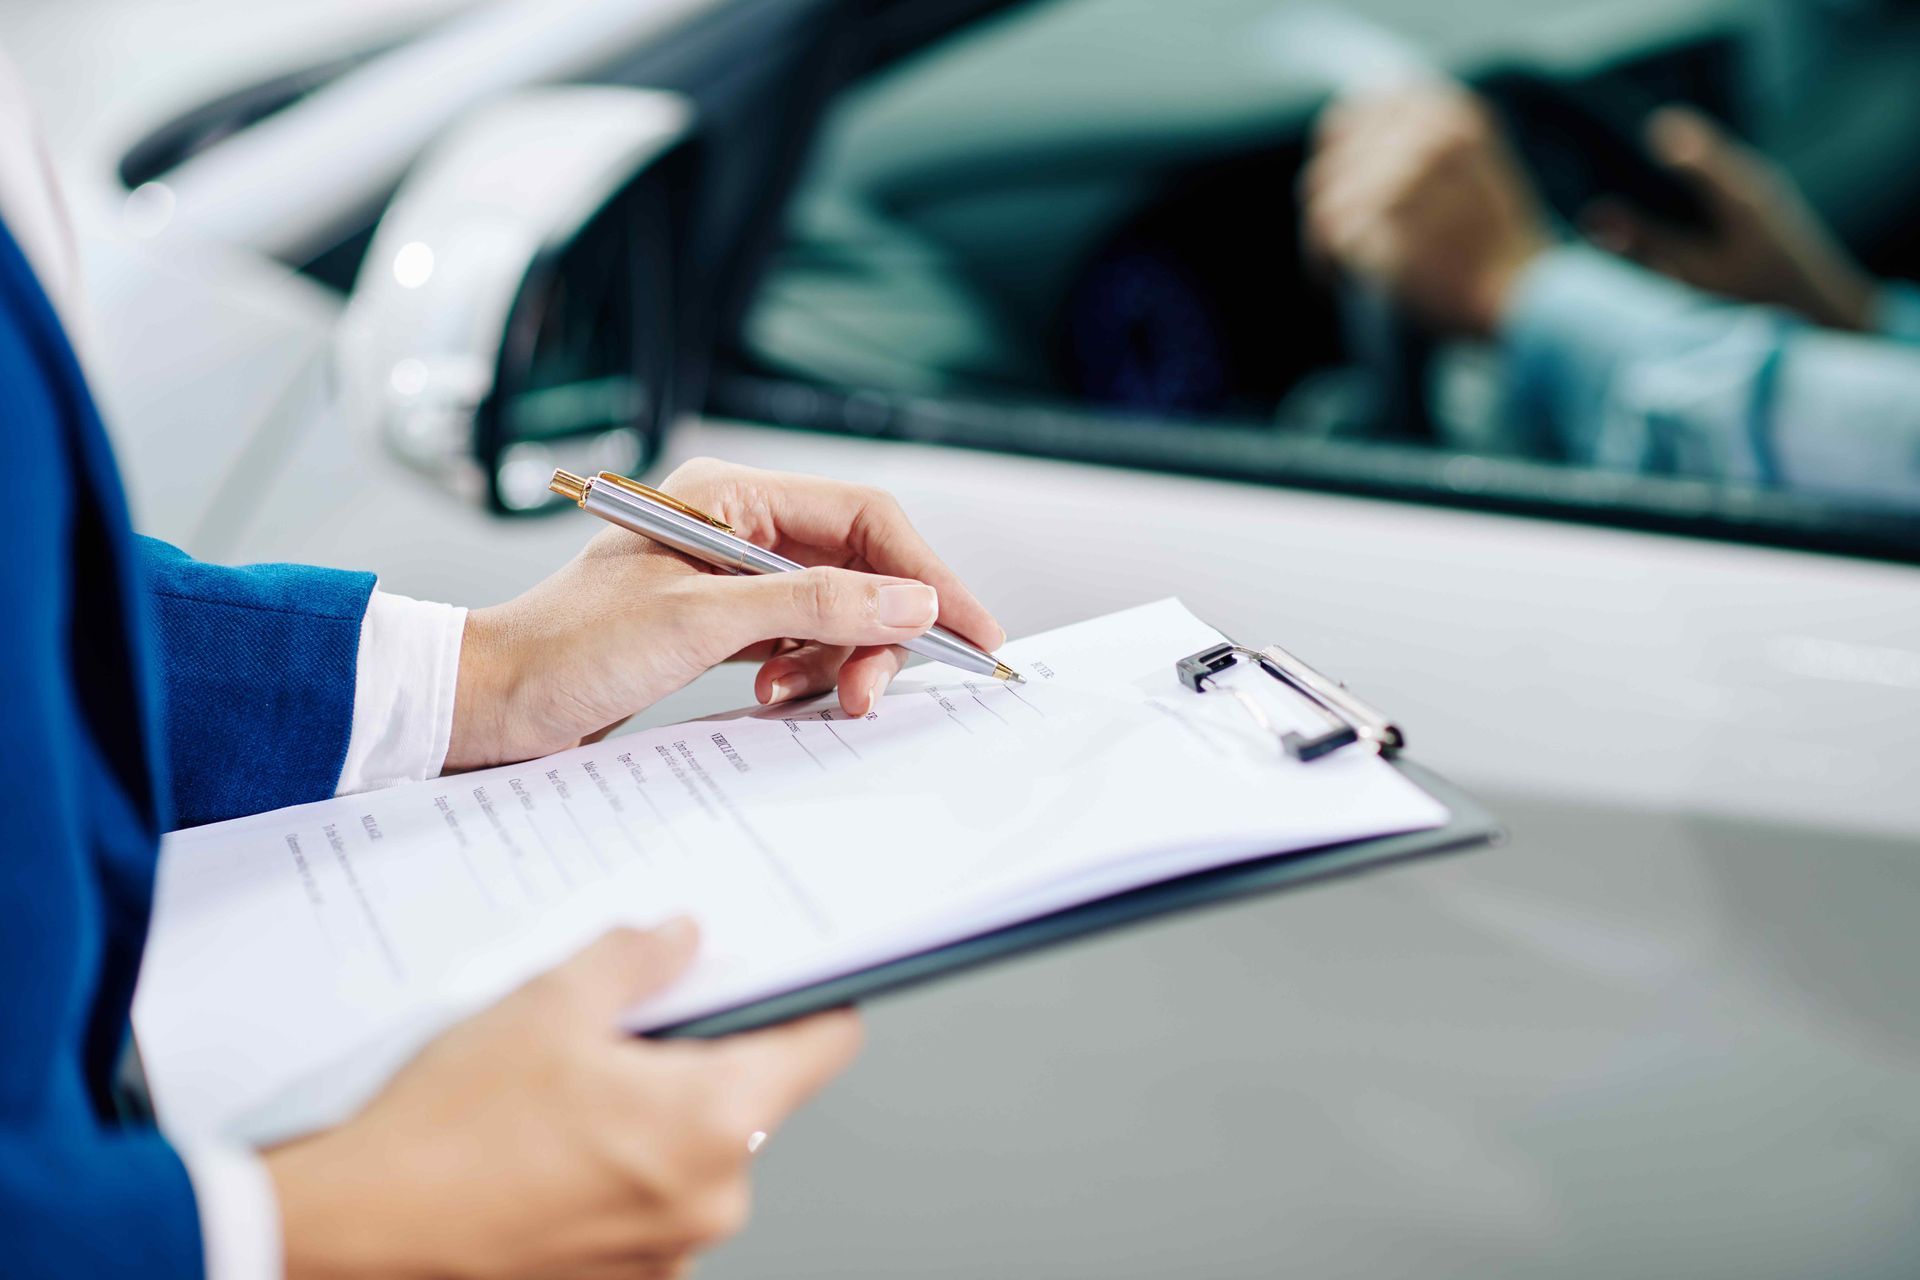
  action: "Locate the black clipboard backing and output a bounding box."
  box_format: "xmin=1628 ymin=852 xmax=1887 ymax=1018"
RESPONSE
xmin=657 ymin=760 xmax=1499 ymax=1038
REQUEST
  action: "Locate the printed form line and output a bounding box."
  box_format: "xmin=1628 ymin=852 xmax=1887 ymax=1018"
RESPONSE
xmin=820 ymin=720 xmax=863 ymax=760
xmin=971 ymin=694 xmax=1010 ymax=726
xmin=788 ymin=732 xmax=828 ymax=770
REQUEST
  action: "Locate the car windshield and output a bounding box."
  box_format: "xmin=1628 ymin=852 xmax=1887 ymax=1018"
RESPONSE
xmin=723 ymin=0 xmax=1920 ymax=560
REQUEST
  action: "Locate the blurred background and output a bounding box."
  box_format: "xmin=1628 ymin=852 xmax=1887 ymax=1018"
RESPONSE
xmin=7 ymin=1 xmax=1918 ymax=1275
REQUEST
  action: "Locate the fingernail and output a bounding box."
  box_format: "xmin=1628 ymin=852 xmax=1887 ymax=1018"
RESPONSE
xmin=768 ymin=677 xmax=798 ymax=704
xmin=877 ymin=583 xmax=938 ymax=628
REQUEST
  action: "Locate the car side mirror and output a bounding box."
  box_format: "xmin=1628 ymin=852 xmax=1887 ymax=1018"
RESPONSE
xmin=339 ymin=88 xmax=694 ymax=514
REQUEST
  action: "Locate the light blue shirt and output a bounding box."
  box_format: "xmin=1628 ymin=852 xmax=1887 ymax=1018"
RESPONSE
xmin=1500 ymin=245 xmax=1920 ymax=511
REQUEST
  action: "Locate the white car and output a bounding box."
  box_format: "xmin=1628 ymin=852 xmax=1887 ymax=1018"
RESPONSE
xmin=10 ymin=0 xmax=1919 ymax=1275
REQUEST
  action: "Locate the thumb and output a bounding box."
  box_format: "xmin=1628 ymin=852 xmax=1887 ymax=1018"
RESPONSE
xmin=541 ymin=918 xmax=700 ymax=1020
xmin=698 ymin=567 xmax=939 ymax=658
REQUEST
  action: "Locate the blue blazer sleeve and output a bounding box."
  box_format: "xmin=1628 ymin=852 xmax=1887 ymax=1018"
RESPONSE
xmin=139 ymin=537 xmax=375 ymax=828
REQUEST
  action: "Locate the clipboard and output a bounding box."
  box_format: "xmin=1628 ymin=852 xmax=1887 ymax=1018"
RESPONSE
xmin=127 ymin=612 xmax=1501 ymax=1144
xmin=659 ymin=642 xmax=1501 ymax=1039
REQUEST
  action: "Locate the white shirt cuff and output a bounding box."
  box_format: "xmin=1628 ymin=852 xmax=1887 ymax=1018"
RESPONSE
xmin=337 ymin=589 xmax=466 ymax=795
xmin=177 ymin=1143 xmax=282 ymax=1280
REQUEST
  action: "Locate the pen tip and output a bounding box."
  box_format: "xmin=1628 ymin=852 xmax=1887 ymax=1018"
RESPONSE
xmin=993 ymin=663 xmax=1026 ymax=684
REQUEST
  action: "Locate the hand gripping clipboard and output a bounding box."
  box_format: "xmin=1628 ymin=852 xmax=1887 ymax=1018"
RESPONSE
xmin=659 ymin=639 xmax=1501 ymax=1039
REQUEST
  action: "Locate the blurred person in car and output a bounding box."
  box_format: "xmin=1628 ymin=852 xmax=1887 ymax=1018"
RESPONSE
xmin=0 ymin=41 xmax=1013 ymax=1280
xmin=1301 ymin=84 xmax=1920 ymax=508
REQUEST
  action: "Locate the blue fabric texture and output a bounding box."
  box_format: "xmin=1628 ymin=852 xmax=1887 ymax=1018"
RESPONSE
xmin=1872 ymin=280 xmax=1920 ymax=346
xmin=1500 ymin=244 xmax=1798 ymax=483
xmin=142 ymin=537 xmax=373 ymax=828
xmin=0 ymin=211 xmax=368 ymax=1275
xmin=1500 ymin=245 xmax=1920 ymax=509
xmin=0 ymin=215 xmax=198 ymax=1278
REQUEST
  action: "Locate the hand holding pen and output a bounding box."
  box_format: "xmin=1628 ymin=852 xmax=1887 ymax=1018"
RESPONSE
xmin=550 ymin=462 xmax=1022 ymax=685
xmin=442 ymin=458 xmax=1017 ymax=772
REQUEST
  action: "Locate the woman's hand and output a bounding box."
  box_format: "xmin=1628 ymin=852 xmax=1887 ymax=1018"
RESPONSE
xmin=445 ymin=458 xmax=1006 ymax=772
xmin=266 ymin=921 xmax=861 ymax=1280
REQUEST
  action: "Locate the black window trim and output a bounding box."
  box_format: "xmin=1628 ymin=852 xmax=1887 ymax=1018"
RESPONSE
xmin=710 ymin=374 xmax=1920 ymax=567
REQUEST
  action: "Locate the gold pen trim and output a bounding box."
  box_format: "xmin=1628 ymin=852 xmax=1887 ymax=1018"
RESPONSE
xmin=549 ymin=469 xmax=590 ymax=505
xmin=595 ymin=471 xmax=736 ymax=533
xmin=546 ymin=469 xmax=736 ymax=533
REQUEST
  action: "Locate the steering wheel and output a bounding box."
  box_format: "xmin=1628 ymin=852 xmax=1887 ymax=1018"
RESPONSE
xmin=1056 ymin=140 xmax=1345 ymax=420
xmin=1338 ymin=67 xmax=1719 ymax=442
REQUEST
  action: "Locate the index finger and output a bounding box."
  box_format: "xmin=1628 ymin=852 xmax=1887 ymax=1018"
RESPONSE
xmin=701 ymin=1008 xmax=865 ymax=1130
xmin=735 ymin=467 xmax=1008 ymax=651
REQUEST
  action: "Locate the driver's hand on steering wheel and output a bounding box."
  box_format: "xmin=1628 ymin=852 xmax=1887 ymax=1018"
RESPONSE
xmin=1582 ymin=106 xmax=1878 ymax=333
xmin=1301 ymin=86 xmax=1552 ymax=338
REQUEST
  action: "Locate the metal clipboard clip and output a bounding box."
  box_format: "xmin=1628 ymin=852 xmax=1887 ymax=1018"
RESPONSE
xmin=1176 ymin=642 xmax=1405 ymax=763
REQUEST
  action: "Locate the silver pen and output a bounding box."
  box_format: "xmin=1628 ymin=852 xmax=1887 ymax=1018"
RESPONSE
xmin=550 ymin=469 xmax=1024 ymax=683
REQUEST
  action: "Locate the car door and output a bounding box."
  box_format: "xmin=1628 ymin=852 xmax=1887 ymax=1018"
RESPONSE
xmin=665 ymin=3 xmax=1920 ymax=1277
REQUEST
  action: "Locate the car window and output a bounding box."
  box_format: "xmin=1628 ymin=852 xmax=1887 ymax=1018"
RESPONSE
xmin=719 ymin=0 xmax=1920 ymax=561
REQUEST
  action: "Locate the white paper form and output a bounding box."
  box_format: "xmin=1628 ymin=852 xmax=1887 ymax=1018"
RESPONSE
xmin=133 ymin=599 xmax=1447 ymax=1142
